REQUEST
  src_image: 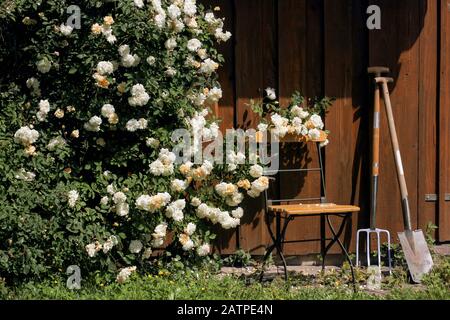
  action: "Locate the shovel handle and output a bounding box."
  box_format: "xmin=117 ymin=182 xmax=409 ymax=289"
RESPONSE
xmin=377 ymin=78 xmax=413 ymax=232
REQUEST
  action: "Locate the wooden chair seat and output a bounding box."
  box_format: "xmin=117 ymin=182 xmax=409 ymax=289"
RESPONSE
xmin=268 ymin=203 xmax=360 ymax=216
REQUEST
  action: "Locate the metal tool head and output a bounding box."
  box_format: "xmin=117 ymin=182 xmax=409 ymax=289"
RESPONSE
xmin=398 ymin=229 xmax=433 ymax=283
xmin=374 ymin=77 xmax=394 ymax=84
xmin=368 ymin=66 xmax=390 ymax=75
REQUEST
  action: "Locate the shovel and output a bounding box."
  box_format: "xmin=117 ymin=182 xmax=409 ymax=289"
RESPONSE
xmin=375 ymin=77 xmax=433 ymax=283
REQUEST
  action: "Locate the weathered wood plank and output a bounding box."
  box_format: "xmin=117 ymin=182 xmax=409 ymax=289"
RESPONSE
xmin=277 ymin=0 xmax=323 ymax=255
xmin=215 ymin=0 xmax=235 ymax=132
xmin=234 ymin=0 xmax=278 ymax=254
xmin=418 ymin=0 xmax=438 ymax=236
xmin=349 ymin=0 xmax=370 ymax=250
xmin=324 ymin=0 xmax=354 ymax=254
xmin=439 ymin=0 xmax=450 ymax=241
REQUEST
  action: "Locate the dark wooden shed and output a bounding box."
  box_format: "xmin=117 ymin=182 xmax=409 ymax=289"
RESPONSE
xmin=207 ymin=0 xmax=450 ymax=256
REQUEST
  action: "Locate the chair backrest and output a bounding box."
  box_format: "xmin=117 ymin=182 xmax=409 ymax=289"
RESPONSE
xmin=263 ymin=140 xmax=327 ymax=212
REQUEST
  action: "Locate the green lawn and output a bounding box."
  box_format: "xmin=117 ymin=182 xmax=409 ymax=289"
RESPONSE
xmin=1 ymin=269 xmax=448 ymax=300
xmin=1 ymin=252 xmax=449 ymax=300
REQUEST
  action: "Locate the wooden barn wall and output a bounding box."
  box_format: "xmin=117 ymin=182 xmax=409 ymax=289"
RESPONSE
xmin=200 ymin=0 xmax=449 ymax=255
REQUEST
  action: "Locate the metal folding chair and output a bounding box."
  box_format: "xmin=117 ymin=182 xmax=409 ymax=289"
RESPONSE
xmin=260 ymin=140 xmax=360 ymax=289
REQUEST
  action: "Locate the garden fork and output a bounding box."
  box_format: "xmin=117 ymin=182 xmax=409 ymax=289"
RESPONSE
xmin=356 ymin=67 xmax=392 ymax=275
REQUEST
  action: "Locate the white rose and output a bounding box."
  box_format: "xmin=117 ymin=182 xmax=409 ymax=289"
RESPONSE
xmin=47 ymin=136 xmax=66 ymax=151
xmin=36 ymin=58 xmax=51 ymax=73
xmin=142 ymin=247 xmax=153 ymax=259
xmin=101 ymin=104 xmax=115 ymax=118
xmin=226 ymin=192 xmax=244 ymax=207
xmin=185 ymin=222 xmax=196 ymax=235
xmin=133 ymin=0 xmax=144 ymax=8
xmin=129 ymin=240 xmax=143 ymax=254
xmin=68 ymin=190 xmax=79 ymax=208
xmin=107 ymin=184 xmax=115 ymax=195
xmin=100 ymin=196 xmax=109 ymax=205
xmin=60 ymin=23 xmax=73 ymax=36
xmin=167 ymin=4 xmax=181 ymax=19
xmin=308 ymin=128 xmax=321 ymax=140
xmin=190 ymin=197 xmax=202 ymax=207
xmin=187 ymin=38 xmax=202 ymax=52
xmin=320 ymin=139 xmax=330 ymax=148
xmin=171 ymin=179 xmax=188 ymax=193
xmin=116 ymin=201 xmax=129 ymax=217
xmin=231 ymin=207 xmax=244 ymax=219
xmin=183 ymin=0 xmax=197 ymax=16
xmin=116 ymin=266 xmax=136 ymax=284
xmin=258 ymin=123 xmax=268 ymax=132
xmin=251 ymin=176 xmax=270 ymax=193
xmin=265 ymin=87 xmax=276 ymax=100
xmin=182 ymin=239 xmax=194 ymax=251
xmin=118 ymin=44 xmax=130 ymax=57
xmin=249 ymin=164 xmax=263 ymax=178
xmin=113 ymin=191 xmax=127 ymax=204
xmin=199 ymin=58 xmax=219 ymax=74
xmin=154 ymin=13 xmax=166 ymax=29
xmin=153 ymin=223 xmax=168 ymax=239
xmin=146 ymin=137 xmax=160 ymax=148
xmin=165 ymin=38 xmax=177 ymax=50
xmin=84 ymin=116 xmax=102 ymax=132
xmin=196 ymin=243 xmax=211 ymax=256
xmin=207 ymin=87 xmax=222 ymax=102
xmin=146 ymin=56 xmax=156 ymax=65
xmin=96 ymin=61 xmax=114 ymax=75
xmin=309 ymin=114 xmax=324 ymax=130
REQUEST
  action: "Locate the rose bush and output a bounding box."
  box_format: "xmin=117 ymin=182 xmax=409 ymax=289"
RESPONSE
xmin=0 ymin=0 xmax=329 ymax=283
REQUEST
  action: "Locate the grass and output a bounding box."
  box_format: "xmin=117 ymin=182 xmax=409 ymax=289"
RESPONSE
xmin=1 ymin=267 xmax=448 ymax=300
xmin=1 ymin=247 xmax=449 ymax=300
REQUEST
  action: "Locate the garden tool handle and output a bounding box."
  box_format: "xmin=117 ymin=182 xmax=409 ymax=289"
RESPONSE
xmin=375 ymin=77 xmax=413 ymax=232
xmin=368 ymin=67 xmax=390 ymax=229
xmin=368 ymin=66 xmax=390 ymax=75
xmin=370 ymin=84 xmax=381 ymax=230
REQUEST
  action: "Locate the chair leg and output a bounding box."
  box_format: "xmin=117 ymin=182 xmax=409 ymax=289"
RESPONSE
xmin=323 ymin=213 xmax=349 ymax=268
xmin=260 ymin=213 xmax=292 ymax=282
xmin=321 ymin=214 xmax=326 ymax=270
xmin=260 ymin=212 xmax=278 ymax=281
xmin=326 ymin=214 xmax=357 ymax=292
xmin=259 ymin=243 xmax=276 ymax=281
xmin=276 ymin=215 xmax=292 ymax=281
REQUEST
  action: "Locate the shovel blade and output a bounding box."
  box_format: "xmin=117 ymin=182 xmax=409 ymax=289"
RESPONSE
xmin=398 ymin=229 xmax=433 ymax=283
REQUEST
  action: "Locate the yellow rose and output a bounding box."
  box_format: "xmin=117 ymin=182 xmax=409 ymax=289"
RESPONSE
xmin=25 ymin=145 xmax=37 ymax=156
xmin=91 ymin=23 xmax=102 ymax=35
xmin=117 ymin=82 xmax=127 ymax=94
xmin=237 ymin=179 xmax=251 ymax=190
xmin=179 ymin=163 xmax=192 ymax=176
xmin=93 ymin=73 xmax=110 ymax=89
xmin=179 ymin=233 xmax=190 ymax=246
xmin=54 ymin=108 xmax=65 ymax=119
xmin=70 ymin=130 xmax=79 ymax=138
xmin=108 ymin=113 xmax=119 ymax=125
xmin=103 ymin=16 xmax=114 ymax=26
